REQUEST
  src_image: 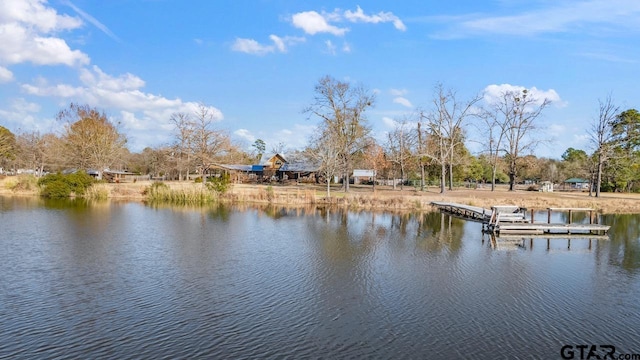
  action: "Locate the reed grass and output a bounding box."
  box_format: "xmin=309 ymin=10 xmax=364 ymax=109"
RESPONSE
xmin=4 ymin=177 xmax=636 ymax=214
xmin=230 ymin=185 xmax=319 ymax=205
xmin=7 ymin=175 xmax=39 ymax=194
xmin=84 ymin=183 xmax=110 ymax=200
xmin=145 ymin=182 xmax=220 ymax=204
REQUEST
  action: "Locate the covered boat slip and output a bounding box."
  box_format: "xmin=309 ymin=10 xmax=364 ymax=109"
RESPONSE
xmin=430 ymin=202 xmax=610 ymax=236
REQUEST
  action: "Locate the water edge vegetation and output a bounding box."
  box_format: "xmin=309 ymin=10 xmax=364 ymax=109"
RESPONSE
xmin=2 ymin=175 xmax=640 ymax=214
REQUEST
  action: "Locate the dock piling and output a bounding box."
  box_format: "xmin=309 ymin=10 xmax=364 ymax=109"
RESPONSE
xmin=430 ymin=202 xmax=610 ymax=237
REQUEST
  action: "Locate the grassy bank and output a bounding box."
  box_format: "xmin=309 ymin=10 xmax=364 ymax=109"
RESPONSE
xmin=95 ymin=181 xmax=640 ymax=213
xmin=2 ymin=177 xmax=639 ymax=213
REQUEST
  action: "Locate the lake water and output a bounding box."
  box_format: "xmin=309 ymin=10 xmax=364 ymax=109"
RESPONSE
xmin=1 ymin=196 xmax=640 ymax=359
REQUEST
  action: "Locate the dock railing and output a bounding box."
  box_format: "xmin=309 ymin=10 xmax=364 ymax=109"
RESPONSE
xmin=431 ymin=202 xmax=610 ymax=236
xmin=490 ymin=206 xmax=608 ymax=236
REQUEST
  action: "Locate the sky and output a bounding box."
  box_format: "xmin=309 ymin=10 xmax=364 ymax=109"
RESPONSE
xmin=0 ymin=0 xmax=639 ymax=159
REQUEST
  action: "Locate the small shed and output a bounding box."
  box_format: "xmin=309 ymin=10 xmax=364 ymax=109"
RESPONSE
xmin=539 ymin=181 xmax=554 ymax=192
xmin=103 ymin=170 xmax=140 ymax=183
xmin=352 ymin=169 xmax=375 ymax=184
xmin=563 ymin=178 xmax=589 ymax=191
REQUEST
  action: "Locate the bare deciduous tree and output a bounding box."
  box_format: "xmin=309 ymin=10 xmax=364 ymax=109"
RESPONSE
xmin=589 ymin=95 xmax=619 ymax=197
xmin=489 ymin=89 xmax=550 ymax=191
xmin=170 ymin=112 xmax=194 ymax=181
xmin=385 ymin=119 xmax=416 ymax=191
xmin=190 ymin=103 xmax=230 ymax=181
xmin=362 ymin=141 xmax=388 ymax=192
xmin=476 ymin=107 xmax=506 ymax=191
xmin=15 ymin=131 xmax=48 ymax=176
xmin=421 ymin=84 xmax=480 ymax=193
xmin=305 ymin=75 xmax=375 ymax=192
xmin=308 ymin=131 xmax=342 ymax=197
xmin=270 ymin=141 xmax=287 ymax=155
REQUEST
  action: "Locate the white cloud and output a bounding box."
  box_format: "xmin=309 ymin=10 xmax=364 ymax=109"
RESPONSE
xmin=483 ymin=84 xmax=563 ymax=107
xmin=0 ymin=0 xmax=82 ymax=32
xmin=573 ymin=133 xmax=590 ymax=147
xmin=232 ymin=35 xmax=305 ymax=55
xmin=270 ymin=35 xmax=287 ymax=52
xmin=12 ymin=98 xmax=41 ymax=113
xmin=0 ymin=98 xmax=48 ymax=130
xmin=21 ymin=66 xmax=224 ymax=151
xmin=344 ymin=6 xmax=406 ymax=31
xmin=291 ymin=11 xmax=348 ymax=36
xmin=232 ymin=38 xmax=274 ymax=55
xmin=274 ymin=35 xmax=305 ymax=51
xmin=382 ymin=116 xmax=397 ymax=128
xmin=393 ymin=97 xmax=413 ymax=108
xmin=325 ymin=40 xmax=337 ymax=55
xmin=271 ymin=124 xmax=315 ymax=150
xmin=548 ymin=123 xmax=566 ymax=133
xmin=22 ymin=78 xmax=83 ymax=98
xmin=234 ymin=129 xmax=255 ymax=143
xmin=435 ymin=0 xmax=640 ymax=38
xmin=80 ymin=65 xmax=145 ymax=92
xmin=577 ymin=51 xmax=637 ymax=64
xmin=0 ymin=0 xmax=89 ymax=67
xmin=342 ymin=42 xmax=351 ymax=53
xmin=0 ymin=66 xmax=13 ymax=82
xmin=390 ymin=88 xmax=408 ymax=96
xmin=290 ymin=7 xmax=406 ymax=37
xmin=62 ymin=0 xmax=120 ymax=42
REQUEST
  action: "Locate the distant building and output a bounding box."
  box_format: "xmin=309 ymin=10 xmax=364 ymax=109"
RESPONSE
xmin=562 ymin=178 xmax=590 ymax=191
xmin=352 ymin=169 xmax=375 ymax=184
xmin=209 ymin=153 xmax=319 ymax=183
xmin=539 ymin=181 xmax=554 ymax=192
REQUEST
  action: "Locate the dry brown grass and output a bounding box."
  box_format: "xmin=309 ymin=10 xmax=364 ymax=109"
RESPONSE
xmin=222 ymin=183 xmax=640 ymax=213
xmin=2 ymin=177 xmax=639 ymax=213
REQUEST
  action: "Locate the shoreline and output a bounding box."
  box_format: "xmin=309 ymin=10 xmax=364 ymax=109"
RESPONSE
xmin=2 ymin=179 xmax=639 ymax=214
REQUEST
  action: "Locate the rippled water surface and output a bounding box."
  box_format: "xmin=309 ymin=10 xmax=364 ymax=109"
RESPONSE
xmin=1 ymin=196 xmax=640 ymax=359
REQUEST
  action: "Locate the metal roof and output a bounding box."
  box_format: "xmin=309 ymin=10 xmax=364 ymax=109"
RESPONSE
xmin=564 ymin=178 xmax=589 ymax=183
xmin=279 ymin=162 xmax=319 ymax=172
xmin=211 ymin=164 xmax=253 ymax=171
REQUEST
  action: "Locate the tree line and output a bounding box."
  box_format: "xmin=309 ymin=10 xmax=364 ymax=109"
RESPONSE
xmin=1 ymin=76 xmax=638 ymax=197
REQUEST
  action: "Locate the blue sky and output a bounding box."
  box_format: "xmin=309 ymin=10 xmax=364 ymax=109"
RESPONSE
xmin=0 ymin=0 xmax=638 ymax=159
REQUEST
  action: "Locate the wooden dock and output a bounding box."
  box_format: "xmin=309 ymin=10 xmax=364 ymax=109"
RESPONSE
xmin=430 ymin=202 xmax=610 ymax=236
xmin=430 ymin=201 xmax=491 ymax=223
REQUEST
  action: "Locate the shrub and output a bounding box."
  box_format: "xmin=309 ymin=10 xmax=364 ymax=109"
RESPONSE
xmin=150 ymin=181 xmax=169 ymax=190
xmin=205 ymin=173 xmax=231 ymax=194
xmin=40 ymin=180 xmax=72 ymax=198
xmin=143 ymin=181 xmax=169 ymax=196
xmin=66 ymin=171 xmax=95 ymax=195
xmin=265 ymin=185 xmax=274 ymax=202
xmin=600 ymin=182 xmax=614 ymax=193
xmin=38 ymin=171 xmax=96 ymax=198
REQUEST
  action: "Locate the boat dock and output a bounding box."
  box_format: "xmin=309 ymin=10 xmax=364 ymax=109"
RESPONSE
xmin=430 ymin=202 xmax=610 ymax=236
xmin=429 ymin=202 xmax=492 ymax=223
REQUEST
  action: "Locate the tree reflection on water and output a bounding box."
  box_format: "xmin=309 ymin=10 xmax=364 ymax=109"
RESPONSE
xmin=602 ymin=214 xmax=640 ymax=273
